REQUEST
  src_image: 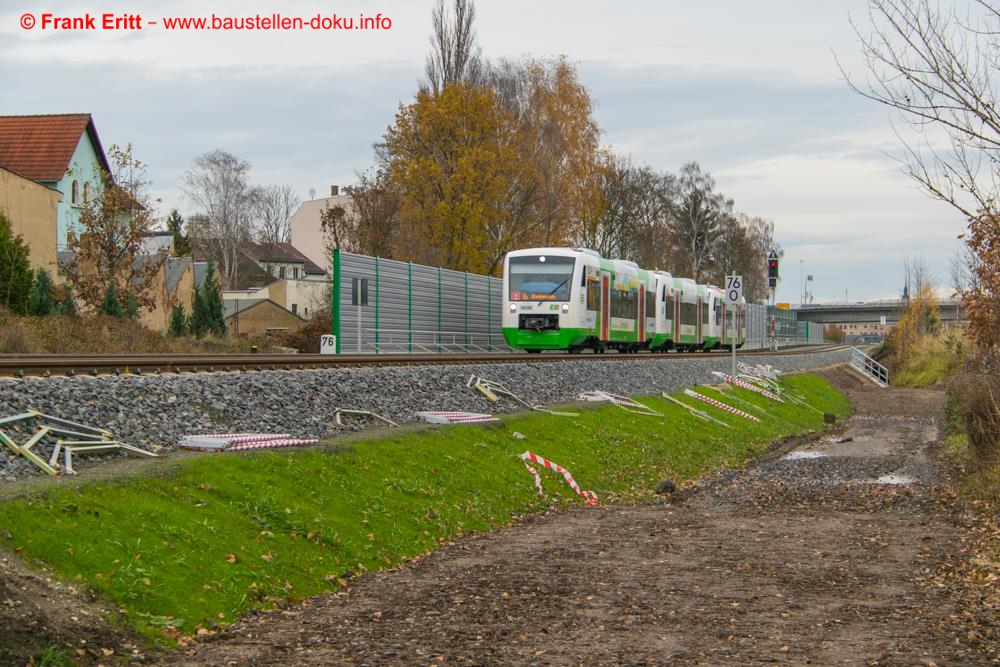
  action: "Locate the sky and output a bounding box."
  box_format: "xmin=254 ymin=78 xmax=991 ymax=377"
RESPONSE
xmin=0 ymin=0 xmax=969 ymax=303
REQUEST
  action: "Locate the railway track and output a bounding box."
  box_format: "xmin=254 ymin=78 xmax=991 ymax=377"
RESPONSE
xmin=0 ymin=345 xmax=851 ymax=378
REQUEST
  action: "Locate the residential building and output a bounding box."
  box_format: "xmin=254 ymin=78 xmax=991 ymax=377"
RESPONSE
xmin=289 ymin=185 xmax=352 ymax=270
xmin=224 ymin=298 xmax=306 ymax=336
xmin=0 ymin=166 xmax=61 ymax=275
xmin=0 ymin=114 xmax=111 ymax=250
xmin=240 ymin=240 xmax=326 ymax=283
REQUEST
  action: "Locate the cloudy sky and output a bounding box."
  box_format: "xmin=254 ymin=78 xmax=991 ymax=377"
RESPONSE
xmin=0 ymin=0 xmax=968 ymax=303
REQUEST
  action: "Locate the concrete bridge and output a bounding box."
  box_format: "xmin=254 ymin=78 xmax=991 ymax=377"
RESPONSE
xmin=793 ymin=299 xmax=963 ymax=325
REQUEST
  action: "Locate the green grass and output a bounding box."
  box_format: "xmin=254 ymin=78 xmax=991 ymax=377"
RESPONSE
xmin=0 ymin=373 xmax=849 ymax=643
xmin=892 ymin=328 xmax=970 ymax=388
xmin=34 ymin=645 xmax=74 ymax=667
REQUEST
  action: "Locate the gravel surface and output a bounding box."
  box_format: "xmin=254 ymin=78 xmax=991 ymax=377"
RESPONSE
xmin=153 ymin=366 xmax=989 ymax=666
xmin=0 ymin=348 xmax=851 ymax=480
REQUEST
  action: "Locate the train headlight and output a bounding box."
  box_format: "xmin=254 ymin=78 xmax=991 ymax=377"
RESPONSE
xmin=509 ymin=303 xmax=517 ymax=312
xmin=561 ymin=303 xmax=569 ymax=313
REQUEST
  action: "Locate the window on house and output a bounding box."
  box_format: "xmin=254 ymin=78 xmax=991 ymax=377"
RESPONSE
xmin=71 ymin=180 xmax=79 ymax=205
xmin=293 ymin=267 xmax=299 ymax=280
xmin=279 ymin=266 xmax=286 ymax=279
xmin=291 ymin=303 xmax=298 ymax=315
xmin=82 ymin=182 xmax=89 ymax=203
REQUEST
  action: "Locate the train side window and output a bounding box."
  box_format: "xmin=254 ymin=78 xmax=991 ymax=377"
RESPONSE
xmin=645 ymin=290 xmax=655 ymax=316
xmin=702 ymin=303 xmax=709 ymax=325
xmin=586 ymin=279 xmax=599 ymax=310
xmin=580 ymin=267 xmax=587 ymax=287
xmin=665 ymin=293 xmax=674 ymax=318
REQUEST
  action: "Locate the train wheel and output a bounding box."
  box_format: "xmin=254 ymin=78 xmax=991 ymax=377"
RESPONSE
xmin=527 ymin=349 xmax=541 ymax=354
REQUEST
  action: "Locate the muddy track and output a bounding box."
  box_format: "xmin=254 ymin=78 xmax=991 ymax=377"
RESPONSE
xmin=154 ymin=368 xmax=987 ymax=666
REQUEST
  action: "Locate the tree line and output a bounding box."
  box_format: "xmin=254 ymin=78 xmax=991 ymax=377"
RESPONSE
xmin=321 ymin=0 xmax=780 ymax=301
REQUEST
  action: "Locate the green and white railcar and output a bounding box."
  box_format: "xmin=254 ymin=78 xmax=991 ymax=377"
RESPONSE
xmin=502 ymin=248 xmax=655 ymax=352
xmin=650 ymin=270 xmax=676 ymax=351
xmin=671 ymin=277 xmax=706 ymax=351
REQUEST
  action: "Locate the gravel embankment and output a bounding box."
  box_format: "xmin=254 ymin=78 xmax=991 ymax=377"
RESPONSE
xmin=0 ymin=348 xmax=851 ymax=480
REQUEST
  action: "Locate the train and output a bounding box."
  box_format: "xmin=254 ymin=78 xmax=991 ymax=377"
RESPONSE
xmin=502 ymin=247 xmax=747 ymax=353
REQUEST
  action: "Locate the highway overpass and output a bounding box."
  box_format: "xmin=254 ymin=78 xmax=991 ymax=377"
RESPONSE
xmin=793 ymin=299 xmax=963 ymax=325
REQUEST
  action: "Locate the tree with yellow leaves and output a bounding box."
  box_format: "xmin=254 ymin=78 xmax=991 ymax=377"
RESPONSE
xmin=384 ymin=82 xmax=542 ymax=275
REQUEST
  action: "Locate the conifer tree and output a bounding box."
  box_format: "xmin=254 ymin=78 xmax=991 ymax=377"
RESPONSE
xmin=124 ymin=293 xmax=140 ymax=321
xmin=29 ymin=267 xmax=55 ymax=316
xmin=190 ymin=283 xmax=209 ymax=337
xmin=201 ymin=260 xmax=227 ymax=335
xmin=0 ymin=211 xmax=33 ymax=315
xmin=168 ymin=303 xmax=188 ymax=337
xmin=100 ymin=282 xmax=122 ymax=318
xmin=58 ymin=283 xmax=77 ymax=316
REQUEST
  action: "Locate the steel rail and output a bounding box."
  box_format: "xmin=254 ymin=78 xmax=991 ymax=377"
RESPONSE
xmin=0 ymin=345 xmax=851 ymax=378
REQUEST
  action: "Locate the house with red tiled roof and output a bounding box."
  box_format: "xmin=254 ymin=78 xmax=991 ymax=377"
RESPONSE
xmin=0 ymin=113 xmax=111 ymax=250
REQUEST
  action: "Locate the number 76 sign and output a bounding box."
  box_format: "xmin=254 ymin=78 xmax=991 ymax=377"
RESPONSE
xmin=725 ymin=275 xmax=743 ymax=304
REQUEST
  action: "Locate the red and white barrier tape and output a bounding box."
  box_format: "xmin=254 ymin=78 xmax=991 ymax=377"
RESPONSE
xmin=227 ymin=438 xmax=319 ymax=452
xmin=520 ymin=451 xmax=599 ymax=506
xmin=683 ymin=389 xmax=760 ymax=422
xmin=577 ymin=391 xmax=661 ymax=416
xmin=711 ymin=372 xmax=783 ymax=402
xmin=416 ymin=411 xmax=499 ymax=424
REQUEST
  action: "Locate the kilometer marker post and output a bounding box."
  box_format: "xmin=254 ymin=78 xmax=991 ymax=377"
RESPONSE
xmin=725 ymin=274 xmax=742 ymax=378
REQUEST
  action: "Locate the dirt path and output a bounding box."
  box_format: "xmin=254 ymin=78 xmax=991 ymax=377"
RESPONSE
xmin=157 ymin=368 xmax=986 ymax=666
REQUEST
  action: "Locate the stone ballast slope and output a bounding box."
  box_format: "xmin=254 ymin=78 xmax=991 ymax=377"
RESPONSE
xmin=0 ymin=349 xmax=851 ymax=460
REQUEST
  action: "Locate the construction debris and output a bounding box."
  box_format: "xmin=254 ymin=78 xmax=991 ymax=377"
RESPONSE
xmin=683 ymin=389 xmax=761 ymax=423
xmin=468 ymin=375 xmax=578 ymax=417
xmin=0 ymin=411 xmax=156 ymax=476
xmin=520 ymin=450 xmax=599 ymax=506
xmin=711 ymin=371 xmax=784 ymax=402
xmin=416 ymin=411 xmax=499 ymax=425
xmin=332 ymin=409 xmax=399 ymax=428
xmin=179 ymin=433 xmax=319 ymax=452
xmin=576 ymin=391 xmax=662 ymax=416
xmin=660 ymin=393 xmax=732 ymax=428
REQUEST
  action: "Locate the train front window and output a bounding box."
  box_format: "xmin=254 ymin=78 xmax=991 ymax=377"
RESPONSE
xmin=508 ymin=256 xmax=575 ymax=302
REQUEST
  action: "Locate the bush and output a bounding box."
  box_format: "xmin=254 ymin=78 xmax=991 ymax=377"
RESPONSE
xmin=951 ymin=372 xmax=1000 ymax=465
xmin=275 ymin=312 xmax=331 ymax=352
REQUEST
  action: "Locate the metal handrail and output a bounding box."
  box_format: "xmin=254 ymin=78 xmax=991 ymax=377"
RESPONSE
xmin=850 ymin=346 xmax=890 ymax=387
xmin=361 ymin=329 xmax=513 ymax=354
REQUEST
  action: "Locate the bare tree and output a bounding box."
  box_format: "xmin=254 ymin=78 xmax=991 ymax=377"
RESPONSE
xmin=421 ymin=0 xmax=483 ymax=94
xmin=183 ymin=150 xmax=255 ymax=288
xmin=842 ymin=0 xmax=1000 ymax=220
xmin=843 ymin=0 xmax=1000 ymax=347
xmin=253 ymin=184 xmax=301 ymax=244
xmin=902 ymin=255 xmax=935 ymax=299
xmin=671 ymin=162 xmax=734 ymax=281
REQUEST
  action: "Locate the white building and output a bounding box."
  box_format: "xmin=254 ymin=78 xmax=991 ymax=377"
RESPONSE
xmin=290 ymin=185 xmax=354 ymax=271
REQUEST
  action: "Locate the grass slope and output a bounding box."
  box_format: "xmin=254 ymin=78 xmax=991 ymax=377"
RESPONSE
xmin=0 ymin=373 xmax=849 ymax=643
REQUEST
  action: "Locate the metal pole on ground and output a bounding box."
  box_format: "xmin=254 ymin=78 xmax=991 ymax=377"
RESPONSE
xmin=437 ymin=266 xmax=442 ymax=353
xmin=332 ymin=249 xmax=341 ymax=354
xmin=375 ymin=256 xmax=380 ymax=353
xmin=408 ymin=262 xmax=413 ymax=354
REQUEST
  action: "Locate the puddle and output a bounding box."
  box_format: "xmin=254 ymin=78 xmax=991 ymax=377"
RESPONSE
xmin=868 ymin=474 xmax=917 ymax=485
xmin=782 ymin=451 xmax=827 ymax=461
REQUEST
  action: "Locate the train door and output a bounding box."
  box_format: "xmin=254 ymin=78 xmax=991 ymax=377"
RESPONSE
xmin=673 ymin=291 xmax=680 ymax=344
xmin=696 ymin=297 xmax=703 ymax=345
xmin=600 ymin=275 xmax=610 ymax=341
xmin=637 ymin=285 xmax=645 ymax=343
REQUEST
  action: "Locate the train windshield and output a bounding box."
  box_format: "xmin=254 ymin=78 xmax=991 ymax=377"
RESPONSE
xmin=508 ymin=255 xmax=575 ymax=302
